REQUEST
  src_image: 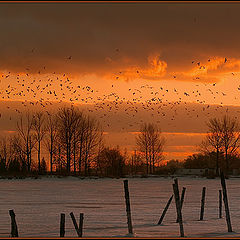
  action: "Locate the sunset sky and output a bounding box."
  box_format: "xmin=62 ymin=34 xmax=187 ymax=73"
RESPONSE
xmin=1 ymin=2 xmax=240 ymax=161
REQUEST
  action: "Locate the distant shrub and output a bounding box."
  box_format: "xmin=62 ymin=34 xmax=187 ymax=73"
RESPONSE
xmin=8 ymin=158 xmax=21 ymax=173
xmin=40 ymin=157 xmax=47 ymax=174
xmin=0 ymin=158 xmax=7 ymax=173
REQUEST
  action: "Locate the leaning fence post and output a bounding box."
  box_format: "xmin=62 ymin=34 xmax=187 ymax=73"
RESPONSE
xmin=123 ymin=180 xmax=133 ymax=235
xmin=219 ymin=190 xmax=222 ymax=219
xmin=60 ymin=213 xmax=65 ymax=237
xmin=200 ymin=187 xmax=206 ymax=221
xmin=70 ymin=212 xmax=81 ymax=237
xmin=172 ymin=179 xmax=184 ymax=237
xmin=158 ymin=195 xmax=173 ymax=225
xmin=9 ymin=209 xmax=18 ymax=237
xmin=180 ymin=187 xmax=186 ymax=208
xmin=176 ymin=187 xmax=186 ymax=223
xmin=220 ymin=171 xmax=232 ymax=232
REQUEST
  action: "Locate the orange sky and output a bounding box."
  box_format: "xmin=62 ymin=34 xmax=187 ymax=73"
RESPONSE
xmin=1 ymin=2 xmax=240 ymax=161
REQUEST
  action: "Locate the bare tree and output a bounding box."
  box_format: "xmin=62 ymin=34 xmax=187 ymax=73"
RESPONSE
xmin=44 ymin=112 xmax=58 ymax=173
xmin=200 ymin=115 xmax=240 ymax=175
xmin=136 ymin=124 xmax=150 ymax=174
xmin=83 ymin=116 xmax=103 ymax=176
xmin=200 ymin=117 xmax=223 ymax=176
xmin=130 ymin=150 xmax=144 ymax=175
xmin=54 ymin=144 xmax=65 ymax=173
xmin=16 ymin=111 xmax=36 ymax=172
xmin=54 ymin=106 xmax=103 ymax=175
xmin=136 ymin=123 xmax=165 ymax=174
xmin=0 ymin=136 xmax=8 ymax=172
xmin=76 ymin=113 xmax=88 ymax=174
xmin=56 ymin=106 xmax=82 ymax=173
xmin=93 ymin=130 xmax=105 ymax=176
xmin=32 ymin=111 xmax=46 ymax=173
xmin=72 ymin=110 xmax=87 ymax=174
xmin=73 ymin=130 xmax=77 ymax=174
xmin=9 ymin=135 xmax=26 ymax=172
xmin=221 ymin=115 xmax=240 ymax=174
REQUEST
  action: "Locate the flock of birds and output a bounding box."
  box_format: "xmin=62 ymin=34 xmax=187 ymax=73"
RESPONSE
xmin=0 ymin=50 xmax=239 ymax=131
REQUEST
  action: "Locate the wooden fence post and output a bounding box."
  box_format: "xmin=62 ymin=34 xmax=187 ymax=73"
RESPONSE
xmin=79 ymin=213 xmax=84 ymax=237
xmin=200 ymin=187 xmax=206 ymax=221
xmin=220 ymin=171 xmax=232 ymax=232
xmin=158 ymin=195 xmax=173 ymax=225
xmin=180 ymin=187 xmax=186 ymax=208
xmin=123 ymin=180 xmax=133 ymax=235
xmin=60 ymin=213 xmax=65 ymax=237
xmin=174 ymin=178 xmax=178 ymax=187
xmin=9 ymin=210 xmax=18 ymax=237
xmin=172 ymin=179 xmax=184 ymax=237
xmin=176 ymin=187 xmax=186 ymax=223
xmin=219 ymin=190 xmax=222 ymax=219
xmin=70 ymin=212 xmax=82 ymax=237
xmin=174 ymin=178 xmax=179 ymax=222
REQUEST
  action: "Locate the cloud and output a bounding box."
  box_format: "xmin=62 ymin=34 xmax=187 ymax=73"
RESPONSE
xmin=103 ymin=53 xmax=168 ymax=81
xmin=1 ymin=3 xmax=240 ymax=83
xmin=92 ymin=54 xmax=240 ymax=83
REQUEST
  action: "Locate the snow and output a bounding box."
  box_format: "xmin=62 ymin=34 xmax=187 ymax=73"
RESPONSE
xmin=0 ymin=176 xmax=240 ymax=237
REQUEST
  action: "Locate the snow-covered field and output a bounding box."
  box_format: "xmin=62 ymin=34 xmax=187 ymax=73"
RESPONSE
xmin=0 ymin=176 xmax=240 ymax=238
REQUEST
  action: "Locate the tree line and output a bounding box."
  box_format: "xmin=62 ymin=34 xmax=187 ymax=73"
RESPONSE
xmin=156 ymin=115 xmax=240 ymax=177
xmin=0 ymin=106 xmax=166 ymax=177
xmin=129 ymin=114 xmax=240 ymax=177
xmin=200 ymin=115 xmax=240 ymax=175
xmin=1 ymin=105 xmax=239 ymax=178
xmin=0 ymin=106 xmax=103 ymax=176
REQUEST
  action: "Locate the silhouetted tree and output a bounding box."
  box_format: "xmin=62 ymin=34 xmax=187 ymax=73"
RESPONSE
xmin=8 ymin=158 xmax=21 ymax=173
xmin=55 ymin=106 xmax=103 ymax=175
xmin=45 ymin=112 xmax=58 ymax=174
xmin=128 ymin=150 xmax=144 ymax=175
xmin=56 ymin=106 xmax=82 ymax=173
xmin=16 ymin=111 xmax=36 ymax=172
xmin=0 ymin=137 xmax=7 ymax=173
xmin=96 ymin=147 xmax=125 ymax=177
xmin=40 ymin=157 xmax=47 ymax=174
xmin=221 ymin=115 xmax=240 ymax=174
xmin=200 ymin=117 xmax=223 ymax=175
xmin=9 ymin=135 xmax=27 ymax=173
xmin=200 ymin=115 xmax=240 ymax=175
xmin=183 ymin=153 xmax=217 ymax=169
xmin=156 ymin=159 xmax=183 ymax=175
xmin=32 ymin=111 xmax=46 ymax=172
xmin=76 ymin=113 xmax=88 ymax=174
xmin=83 ymin=116 xmax=103 ymax=176
xmin=136 ymin=123 xmax=165 ymax=174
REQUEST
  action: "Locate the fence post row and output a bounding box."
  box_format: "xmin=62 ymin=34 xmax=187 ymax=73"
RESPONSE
xmin=6 ymin=176 xmax=234 ymax=237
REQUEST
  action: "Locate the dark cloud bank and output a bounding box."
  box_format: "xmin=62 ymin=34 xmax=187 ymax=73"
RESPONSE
xmin=0 ymin=3 xmax=240 ymax=77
